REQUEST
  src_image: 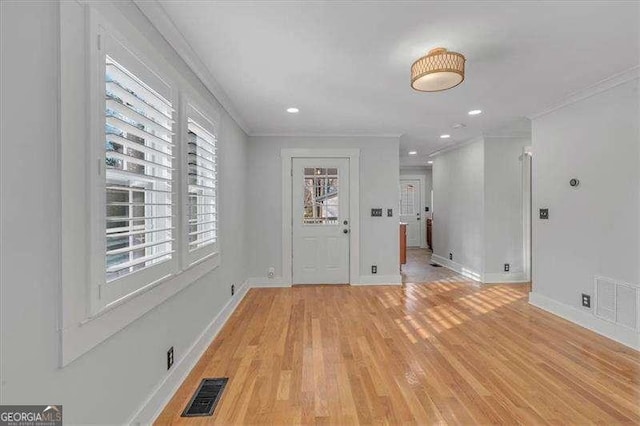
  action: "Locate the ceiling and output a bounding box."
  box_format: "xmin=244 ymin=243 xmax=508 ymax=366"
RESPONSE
xmin=157 ymin=1 xmax=639 ymax=165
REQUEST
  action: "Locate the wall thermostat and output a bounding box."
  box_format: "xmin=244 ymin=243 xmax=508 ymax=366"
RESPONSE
xmin=569 ymin=178 xmax=580 ymax=188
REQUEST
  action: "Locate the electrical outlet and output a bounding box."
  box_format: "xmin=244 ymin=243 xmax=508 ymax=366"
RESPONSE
xmin=371 ymin=208 xmax=383 ymax=217
xmin=167 ymin=347 xmax=174 ymax=370
xmin=425 ymin=207 xmax=429 ymax=212
xmin=387 ymin=208 xmax=393 ymax=217
xmin=371 ymin=265 xmax=377 ymax=274
xmin=449 ymin=253 xmax=453 ymax=260
xmin=231 ymin=284 xmax=235 ymax=296
xmin=267 ymin=267 xmax=275 ymax=279
xmin=581 ymin=293 xmax=591 ymax=308
xmin=504 ymin=263 xmax=510 ymax=272
xmin=539 ymin=208 xmax=549 ymax=220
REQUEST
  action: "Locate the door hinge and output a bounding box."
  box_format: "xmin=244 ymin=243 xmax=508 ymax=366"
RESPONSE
xmin=97 ymin=158 xmax=102 ymax=176
xmin=97 ymin=34 xmax=102 ymax=50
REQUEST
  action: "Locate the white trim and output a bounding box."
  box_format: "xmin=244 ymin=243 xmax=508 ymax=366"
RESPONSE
xmin=428 ymin=136 xmax=483 ymax=158
xmin=354 ymin=275 xmax=402 ymax=286
xmin=522 ymin=146 xmax=532 ymax=282
xmin=247 ymin=277 xmax=291 ymax=288
xmin=127 ymin=280 xmax=249 ymax=425
xmin=529 ymin=291 xmax=640 ymax=350
xmin=252 ymin=132 xmax=403 ymax=138
xmin=281 ymin=149 xmax=360 ymax=285
xmin=529 ymin=66 xmax=640 ymax=119
xmin=483 ymin=272 xmax=529 ymax=284
xmin=399 ymin=174 xmax=426 ymax=248
xmin=431 ymin=254 xmax=483 ymax=283
xmin=62 ymin=252 xmax=220 ymax=366
xmin=132 ymin=0 xmax=250 ymax=134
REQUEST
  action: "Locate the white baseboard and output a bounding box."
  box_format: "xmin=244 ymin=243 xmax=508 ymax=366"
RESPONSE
xmin=127 ymin=280 xmax=250 ymax=425
xmin=354 ymin=274 xmax=402 ymax=286
xmin=247 ymin=276 xmax=291 ymax=287
xmin=483 ymin=271 xmax=529 ymax=284
xmin=431 ymin=254 xmax=483 ymax=282
xmin=529 ymin=291 xmax=640 ymax=350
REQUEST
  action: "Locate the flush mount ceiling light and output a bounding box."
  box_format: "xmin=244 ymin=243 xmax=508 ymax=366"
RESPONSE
xmin=286 ymin=107 xmax=299 ymax=113
xmin=411 ymin=47 xmax=466 ymax=92
xmin=408 ymin=151 xmax=417 ymax=155
xmin=468 ymin=109 xmax=482 ymax=115
xmin=427 ymin=161 xmax=433 ymax=164
xmin=440 ymin=134 xmax=451 ymax=139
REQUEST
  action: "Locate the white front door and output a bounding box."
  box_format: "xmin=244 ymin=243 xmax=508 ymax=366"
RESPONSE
xmin=400 ymin=179 xmax=421 ymax=247
xmin=292 ymin=158 xmax=350 ymax=284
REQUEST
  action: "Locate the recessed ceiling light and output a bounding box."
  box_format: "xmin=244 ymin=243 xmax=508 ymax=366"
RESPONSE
xmin=408 ymin=151 xmax=417 ymax=155
xmin=286 ymin=107 xmax=299 ymax=113
xmin=427 ymin=161 xmax=433 ymax=164
xmin=440 ymin=134 xmax=451 ymax=139
xmin=468 ymin=109 xmax=482 ymax=115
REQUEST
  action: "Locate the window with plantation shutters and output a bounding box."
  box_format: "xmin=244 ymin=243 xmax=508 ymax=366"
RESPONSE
xmin=186 ymin=108 xmax=218 ymax=258
xmin=104 ymin=55 xmax=175 ymax=284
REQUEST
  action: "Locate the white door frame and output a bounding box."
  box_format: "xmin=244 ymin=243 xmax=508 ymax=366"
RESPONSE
xmin=522 ymin=146 xmax=533 ymax=282
xmin=282 ymin=149 xmax=360 ymax=285
xmin=399 ymin=174 xmax=426 ymax=248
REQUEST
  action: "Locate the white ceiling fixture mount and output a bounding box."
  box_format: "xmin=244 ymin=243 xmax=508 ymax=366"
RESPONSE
xmin=468 ymin=109 xmax=482 ymax=115
xmin=411 ymin=47 xmax=466 ymax=92
xmin=440 ymin=134 xmax=451 ymax=139
xmin=427 ymin=161 xmax=433 ymax=164
xmin=408 ymin=151 xmax=417 ymax=155
xmin=286 ymin=107 xmax=299 ymax=113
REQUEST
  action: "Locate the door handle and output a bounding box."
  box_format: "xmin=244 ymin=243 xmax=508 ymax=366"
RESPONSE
xmin=343 ymin=229 xmax=349 ymax=234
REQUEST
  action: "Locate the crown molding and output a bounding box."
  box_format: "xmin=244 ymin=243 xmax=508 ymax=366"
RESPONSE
xmin=249 ymin=132 xmax=403 ymax=138
xmin=132 ymin=0 xmax=251 ymax=134
xmin=428 ymin=136 xmax=483 ymax=158
xmin=529 ymin=66 xmax=640 ymax=120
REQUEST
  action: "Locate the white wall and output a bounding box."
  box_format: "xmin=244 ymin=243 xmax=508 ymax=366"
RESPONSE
xmin=247 ymin=136 xmax=400 ymax=282
xmin=530 ymin=78 xmax=639 ymax=347
xmin=483 ymin=136 xmax=529 ymax=280
xmin=432 ymin=139 xmax=485 ymax=278
xmin=0 ymin=1 xmax=248 ymax=423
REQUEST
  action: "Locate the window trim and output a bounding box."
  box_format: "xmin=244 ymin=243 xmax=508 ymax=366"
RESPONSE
xmin=59 ymin=3 xmax=222 ymax=366
xmin=183 ymin=101 xmax=220 ymax=266
xmin=89 ymin=24 xmax=180 ymax=315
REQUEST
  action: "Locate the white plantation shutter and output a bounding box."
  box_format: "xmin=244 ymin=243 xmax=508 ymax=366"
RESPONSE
xmin=186 ymin=108 xmax=218 ymax=258
xmin=104 ymin=55 xmax=175 ymax=284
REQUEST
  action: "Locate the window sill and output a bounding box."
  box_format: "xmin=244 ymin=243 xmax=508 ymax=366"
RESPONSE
xmin=60 ymin=252 xmax=220 ymax=366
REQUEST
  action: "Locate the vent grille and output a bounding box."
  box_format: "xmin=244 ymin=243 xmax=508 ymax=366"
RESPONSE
xmin=181 ymin=378 xmax=228 ymax=417
xmin=594 ymin=277 xmax=639 ymax=331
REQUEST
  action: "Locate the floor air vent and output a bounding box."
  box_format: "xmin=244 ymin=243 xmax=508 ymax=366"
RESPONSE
xmin=181 ymin=378 xmax=228 ymax=417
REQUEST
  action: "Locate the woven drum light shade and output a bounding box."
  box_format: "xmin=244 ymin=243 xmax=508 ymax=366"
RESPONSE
xmin=411 ymin=48 xmax=466 ymax=92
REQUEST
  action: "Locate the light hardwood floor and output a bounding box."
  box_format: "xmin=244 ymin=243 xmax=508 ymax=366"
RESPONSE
xmin=156 ymin=278 xmax=640 ymax=425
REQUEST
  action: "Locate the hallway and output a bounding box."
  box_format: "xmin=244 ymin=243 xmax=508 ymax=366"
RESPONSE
xmin=401 ymin=248 xmax=460 ymax=284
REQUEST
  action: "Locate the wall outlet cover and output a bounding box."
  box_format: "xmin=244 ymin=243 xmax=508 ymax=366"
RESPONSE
xmin=504 ymin=263 xmax=510 ymax=272
xmin=539 ymin=208 xmax=549 ymax=220
xmin=387 ymin=208 xmax=393 ymax=217
xmin=449 ymin=253 xmax=453 ymax=260
xmin=231 ymin=284 xmax=235 ymax=296
xmin=371 ymin=208 xmax=383 ymax=217
xmin=581 ymin=293 xmax=591 ymax=308
xmin=371 ymin=265 xmax=377 ymax=274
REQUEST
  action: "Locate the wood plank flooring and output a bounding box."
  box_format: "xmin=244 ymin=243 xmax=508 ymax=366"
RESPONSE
xmin=156 ymin=278 xmax=640 ymax=425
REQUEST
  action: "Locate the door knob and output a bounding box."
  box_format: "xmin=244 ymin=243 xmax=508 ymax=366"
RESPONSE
xmin=343 ymin=229 xmax=349 ymax=234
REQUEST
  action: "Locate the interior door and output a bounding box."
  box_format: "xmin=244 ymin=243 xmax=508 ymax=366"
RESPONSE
xmin=292 ymin=158 xmax=350 ymax=284
xmin=400 ymin=179 xmax=421 ymax=247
